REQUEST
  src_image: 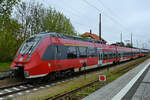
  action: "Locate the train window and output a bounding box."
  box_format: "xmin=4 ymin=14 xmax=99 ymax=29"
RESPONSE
xmin=67 ymin=46 xmax=77 ymax=59
xmin=42 ymin=45 xmax=67 ymax=60
xmin=128 ymin=52 xmax=130 ymax=56
xmin=87 ymin=47 xmax=97 ymax=57
xmin=56 ymin=45 xmax=67 ymax=60
xmin=124 ymin=52 xmax=126 ymax=57
xmin=79 ymin=47 xmax=87 ymax=58
xmin=56 ymin=46 xmax=61 ymax=56
xmin=122 ymin=52 xmax=125 ymax=57
xmin=118 ymin=53 xmax=121 ymax=57
xmin=110 ymin=52 xmax=113 ymax=59
xmin=107 ymin=52 xmax=110 ymax=59
xmin=113 ymin=52 xmax=115 ymax=58
xmin=111 ymin=52 xmax=114 ymax=58
xmin=112 ymin=52 xmax=114 ymax=58
xmin=103 ymin=52 xmax=105 ymax=60
xmin=125 ymin=52 xmax=127 ymax=57
xmin=19 ymin=36 xmax=41 ymax=55
xmin=41 ymin=45 xmax=55 ymax=60
xmin=106 ymin=52 xmax=109 ymax=59
xmin=103 ymin=51 xmax=108 ymax=60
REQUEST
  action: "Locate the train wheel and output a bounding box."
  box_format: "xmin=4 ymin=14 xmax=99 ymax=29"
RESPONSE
xmin=39 ymin=72 xmax=56 ymax=83
xmin=113 ymin=61 xmax=116 ymax=65
xmin=69 ymin=68 xmax=75 ymax=76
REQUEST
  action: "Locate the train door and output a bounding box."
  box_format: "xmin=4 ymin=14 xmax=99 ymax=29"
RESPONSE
xmin=97 ymin=48 xmax=103 ymax=65
xmin=115 ymin=47 xmax=118 ymax=61
xmin=55 ymin=45 xmax=67 ymax=70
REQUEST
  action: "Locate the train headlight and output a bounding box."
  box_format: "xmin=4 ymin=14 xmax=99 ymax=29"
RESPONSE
xmin=24 ymin=71 xmax=29 ymax=77
xmin=48 ymin=63 xmax=51 ymax=67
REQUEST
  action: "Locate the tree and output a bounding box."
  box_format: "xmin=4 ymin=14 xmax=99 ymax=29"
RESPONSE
xmin=0 ymin=0 xmax=20 ymax=29
xmin=0 ymin=0 xmax=20 ymax=62
xmin=111 ymin=42 xmax=125 ymax=47
xmin=126 ymin=43 xmax=132 ymax=48
xmin=116 ymin=42 xmax=125 ymax=47
xmin=14 ymin=1 xmax=77 ymax=40
xmin=0 ymin=1 xmax=77 ymax=62
xmin=0 ymin=18 xmax=20 ymax=61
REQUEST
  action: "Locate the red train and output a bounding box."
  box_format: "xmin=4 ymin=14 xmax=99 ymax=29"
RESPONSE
xmin=10 ymin=32 xmax=149 ymax=79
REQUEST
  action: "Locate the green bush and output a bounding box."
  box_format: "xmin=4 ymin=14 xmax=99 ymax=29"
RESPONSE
xmin=0 ymin=1 xmax=77 ymax=62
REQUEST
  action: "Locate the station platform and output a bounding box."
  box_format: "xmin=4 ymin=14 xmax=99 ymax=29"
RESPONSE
xmin=82 ymin=59 xmax=150 ymax=100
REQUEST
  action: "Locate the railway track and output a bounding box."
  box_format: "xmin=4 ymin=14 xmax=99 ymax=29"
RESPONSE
xmin=46 ymin=58 xmax=148 ymax=100
xmin=0 ymin=82 xmax=32 ymax=98
xmin=0 ymin=70 xmax=10 ymax=73
xmin=46 ymin=80 xmax=101 ymax=100
xmin=0 ymin=57 xmax=145 ymax=99
xmin=0 ymin=70 xmax=11 ymax=80
xmin=0 ymin=81 xmax=53 ymax=99
xmin=0 ymin=64 xmax=111 ymax=99
xmin=46 ymin=75 xmax=113 ymax=100
xmin=0 ymin=77 xmax=80 ymax=99
xmin=0 ymin=60 xmax=130 ymax=99
xmin=0 ymin=69 xmax=87 ymax=99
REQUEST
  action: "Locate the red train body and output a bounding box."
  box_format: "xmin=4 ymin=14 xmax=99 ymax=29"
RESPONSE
xmin=10 ymin=32 xmax=149 ymax=79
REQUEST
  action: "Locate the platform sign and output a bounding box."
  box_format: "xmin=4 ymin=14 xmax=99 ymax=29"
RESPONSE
xmin=99 ymin=75 xmax=106 ymax=81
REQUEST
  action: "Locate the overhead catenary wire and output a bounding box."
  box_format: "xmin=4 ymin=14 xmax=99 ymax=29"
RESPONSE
xmin=42 ymin=0 xmax=94 ymax=32
xmin=40 ymin=0 xmax=149 ymax=49
xmin=50 ymin=0 xmax=98 ymax=32
xmin=81 ymin=0 xmax=128 ymax=32
xmin=59 ymin=0 xmax=97 ymax=30
xmin=73 ymin=22 xmax=93 ymax=29
xmin=42 ymin=0 xmax=110 ymax=34
xmin=82 ymin=0 xmax=102 ymax=12
xmin=96 ymin=0 xmax=129 ymax=32
xmin=59 ymin=0 xmax=99 ymax=32
xmin=96 ymin=0 xmax=122 ymax=22
xmin=43 ymin=0 xmax=128 ymax=35
xmin=61 ymin=0 xmax=88 ymax=16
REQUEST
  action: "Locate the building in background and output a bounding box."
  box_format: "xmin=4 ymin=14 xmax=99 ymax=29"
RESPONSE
xmin=81 ymin=32 xmax=107 ymax=44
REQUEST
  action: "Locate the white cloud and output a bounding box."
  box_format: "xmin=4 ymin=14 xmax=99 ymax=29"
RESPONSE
xmin=22 ymin=0 xmax=150 ymax=48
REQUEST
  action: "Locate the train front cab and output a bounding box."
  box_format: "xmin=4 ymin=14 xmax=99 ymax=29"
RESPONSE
xmin=10 ymin=35 xmax=51 ymax=79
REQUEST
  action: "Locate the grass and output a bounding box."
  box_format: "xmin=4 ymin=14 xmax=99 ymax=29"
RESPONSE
xmin=69 ymin=56 xmax=150 ymax=99
xmin=6 ymin=98 xmax=12 ymax=100
xmin=48 ymin=57 xmax=150 ymax=100
xmin=13 ymin=56 xmax=150 ymax=100
xmin=45 ymin=76 xmax=97 ymax=98
xmin=0 ymin=62 xmax=12 ymax=71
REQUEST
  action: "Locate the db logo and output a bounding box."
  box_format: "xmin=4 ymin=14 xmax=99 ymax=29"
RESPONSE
xmin=19 ymin=57 xmax=23 ymax=62
xmin=98 ymin=75 xmax=106 ymax=81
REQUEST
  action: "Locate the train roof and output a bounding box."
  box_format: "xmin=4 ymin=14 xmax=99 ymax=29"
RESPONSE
xmin=35 ymin=32 xmax=105 ymax=44
xmin=33 ymin=32 xmax=149 ymax=52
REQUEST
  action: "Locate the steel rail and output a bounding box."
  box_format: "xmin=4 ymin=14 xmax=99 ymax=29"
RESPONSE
xmin=46 ymin=58 xmax=146 ymax=100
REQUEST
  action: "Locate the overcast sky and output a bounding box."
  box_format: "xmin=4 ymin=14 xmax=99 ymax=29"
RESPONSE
xmin=25 ymin=0 xmax=150 ymax=49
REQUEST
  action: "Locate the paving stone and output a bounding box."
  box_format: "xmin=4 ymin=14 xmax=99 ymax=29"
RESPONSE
xmin=131 ymin=95 xmax=142 ymax=100
xmin=83 ymin=59 xmax=150 ymax=100
xmin=142 ymin=69 xmax=150 ymax=82
xmin=133 ymin=83 xmax=145 ymax=96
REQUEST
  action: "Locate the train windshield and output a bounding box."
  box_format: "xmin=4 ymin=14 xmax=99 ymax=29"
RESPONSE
xmin=19 ymin=36 xmax=41 ymax=55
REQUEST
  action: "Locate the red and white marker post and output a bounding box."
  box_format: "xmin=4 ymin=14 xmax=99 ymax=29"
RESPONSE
xmin=98 ymin=75 xmax=106 ymax=81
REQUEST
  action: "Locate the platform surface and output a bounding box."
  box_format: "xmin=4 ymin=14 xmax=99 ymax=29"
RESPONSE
xmin=130 ymin=68 xmax=150 ymax=100
xmin=82 ymin=59 xmax=150 ymax=100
